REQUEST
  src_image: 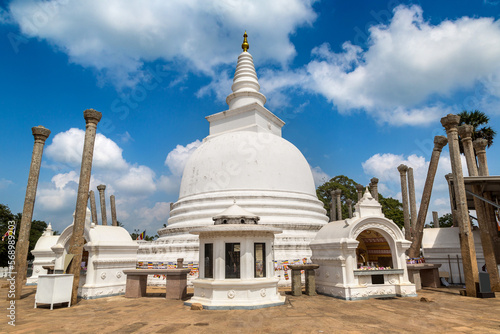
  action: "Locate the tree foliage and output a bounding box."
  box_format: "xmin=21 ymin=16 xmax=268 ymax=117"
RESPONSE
xmin=316 ymin=175 xmax=359 ymax=220
xmin=130 ymin=228 xmax=157 ymax=241
xmin=316 ymin=175 xmax=404 ymax=226
xmin=0 ymin=204 xmax=47 ymax=267
xmin=378 ymin=195 xmax=404 ymax=229
xmin=426 ymin=213 xmax=454 ymax=228
xmin=457 ymin=110 xmax=496 ymax=154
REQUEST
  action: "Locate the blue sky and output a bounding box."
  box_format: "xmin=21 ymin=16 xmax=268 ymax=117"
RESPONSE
xmin=1 ymin=0 xmax=500 ymax=234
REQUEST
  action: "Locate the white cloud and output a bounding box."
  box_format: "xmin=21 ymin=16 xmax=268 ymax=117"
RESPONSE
xmin=310 ymin=165 xmax=330 ymax=187
xmin=119 ymin=131 xmax=134 ymax=143
xmin=37 ymin=183 xmax=77 ymax=212
xmin=305 ymin=5 xmax=500 ymax=125
xmin=45 ymin=128 xmax=128 ymax=170
xmin=164 ymin=140 xmax=202 ymax=176
xmin=362 ymin=150 xmax=469 ymax=224
xmin=115 ymin=165 xmax=156 ymax=195
xmin=0 ymin=178 xmax=13 ymax=190
xmin=51 ymin=171 xmax=78 ymax=189
xmin=138 ymin=202 xmax=171 ymax=223
xmin=157 ymin=175 xmax=181 ymax=196
xmin=7 ymin=0 xmax=317 ymax=87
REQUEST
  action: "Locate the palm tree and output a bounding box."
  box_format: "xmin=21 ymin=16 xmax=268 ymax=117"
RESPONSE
xmin=457 ymin=110 xmax=496 ymax=154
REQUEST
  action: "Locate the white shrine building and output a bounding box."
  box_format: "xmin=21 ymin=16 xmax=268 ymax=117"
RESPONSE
xmin=138 ymin=34 xmax=329 ymax=273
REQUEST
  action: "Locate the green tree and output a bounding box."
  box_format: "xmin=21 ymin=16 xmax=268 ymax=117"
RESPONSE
xmin=316 ymin=175 xmax=405 ymax=226
xmin=426 ymin=213 xmax=454 ymax=228
xmin=0 ymin=204 xmax=47 ymax=267
xmin=316 ymin=175 xmax=359 ymax=220
xmin=378 ymin=195 xmax=404 ymax=229
xmin=457 ymin=110 xmax=496 ymax=154
xmin=130 ymin=228 xmax=157 ymax=241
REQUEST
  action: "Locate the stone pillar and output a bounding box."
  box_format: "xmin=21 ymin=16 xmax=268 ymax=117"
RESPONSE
xmin=473 ymin=139 xmax=489 ymax=176
xmin=407 ymin=168 xmax=417 ymax=238
xmin=97 ymin=184 xmax=107 ymax=226
xmin=441 ymin=114 xmax=478 ymax=297
xmin=89 ymin=190 xmax=98 ymax=225
xmin=346 ymin=199 xmax=353 ymax=218
xmin=432 ymin=211 xmax=440 ymax=228
xmin=110 ymin=195 xmax=117 ymax=226
xmin=12 ymin=126 xmax=51 ymax=300
xmin=291 ymin=269 xmax=302 ymax=296
xmin=370 ymin=177 xmax=379 ymax=201
xmin=408 ymin=136 xmax=448 ymax=258
xmin=335 ymin=189 xmax=342 ymax=221
xmin=329 ymin=190 xmax=336 ymax=222
xmin=397 ymin=164 xmax=411 ymax=240
xmin=445 ymin=173 xmax=459 ymax=227
xmin=459 ymin=124 xmax=500 ymax=291
xmin=355 ymin=184 xmax=364 ymax=202
xmin=474 ymin=139 xmax=500 ymax=263
xmin=67 ymin=109 xmax=102 ymax=305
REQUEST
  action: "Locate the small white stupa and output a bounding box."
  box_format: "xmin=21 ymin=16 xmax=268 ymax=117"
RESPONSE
xmin=187 ymin=202 xmax=285 ymax=309
xmin=142 ymin=32 xmax=328 ymax=274
xmin=27 ymin=223 xmax=59 ymax=285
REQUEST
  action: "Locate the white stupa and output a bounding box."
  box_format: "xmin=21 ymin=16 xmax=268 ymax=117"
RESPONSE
xmin=139 ymin=33 xmax=328 ymax=274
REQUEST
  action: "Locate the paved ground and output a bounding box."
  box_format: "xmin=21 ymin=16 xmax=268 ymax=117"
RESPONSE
xmin=1 ymin=279 xmax=499 ymax=333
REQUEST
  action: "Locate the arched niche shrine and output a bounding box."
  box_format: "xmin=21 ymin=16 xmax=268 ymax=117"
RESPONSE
xmin=310 ymin=189 xmax=417 ymax=300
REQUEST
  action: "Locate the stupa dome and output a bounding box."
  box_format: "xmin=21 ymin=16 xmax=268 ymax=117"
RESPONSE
xmin=180 ymin=131 xmax=316 ymax=198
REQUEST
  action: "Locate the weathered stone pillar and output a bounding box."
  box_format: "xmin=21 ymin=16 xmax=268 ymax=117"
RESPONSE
xmin=459 ymin=125 xmax=478 ymax=172
xmin=330 ymin=190 xmax=336 ymax=222
xmin=110 ymin=195 xmax=117 ymax=226
xmin=355 ymin=184 xmax=364 ymax=202
xmin=346 ymin=199 xmax=353 ymax=218
xmin=97 ymin=184 xmax=107 ymax=226
xmin=12 ymin=125 xmax=51 ymax=300
xmin=291 ymin=269 xmax=302 ymax=296
xmin=441 ymin=114 xmax=478 ymax=297
xmin=335 ymin=189 xmax=342 ymax=220
xmin=370 ymin=177 xmax=379 ymax=201
xmin=67 ymin=109 xmax=102 ymax=305
xmin=445 ymin=173 xmax=459 ymax=227
xmin=89 ymin=190 xmax=98 ymax=225
xmin=397 ymin=164 xmax=411 ymax=240
xmin=432 ymin=211 xmax=440 ymax=228
xmin=407 ymin=168 xmax=417 ymax=238
xmin=408 ymin=137 xmax=448 ymax=258
xmin=473 ymin=139 xmax=489 ymax=176
xmin=459 ymin=124 xmax=500 ymax=291
xmin=474 ymin=139 xmax=500 ymax=263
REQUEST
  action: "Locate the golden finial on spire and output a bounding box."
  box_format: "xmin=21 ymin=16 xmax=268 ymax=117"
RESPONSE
xmin=241 ymin=31 xmax=249 ymax=52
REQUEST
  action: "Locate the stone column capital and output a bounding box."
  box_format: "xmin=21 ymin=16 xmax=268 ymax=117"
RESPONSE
xmin=32 ymin=125 xmax=51 ymax=144
xmin=84 ymin=109 xmax=102 ymax=126
xmin=473 ymin=138 xmax=488 ymax=153
xmin=330 ymin=190 xmax=335 ymax=197
xmin=334 ymin=189 xmax=342 ymax=196
xmin=441 ymin=114 xmax=460 ymax=133
xmin=97 ymin=184 xmax=106 ymax=191
xmin=355 ymin=184 xmax=364 ymax=191
xmin=370 ymin=177 xmax=379 ymax=184
xmin=433 ymin=136 xmax=448 ymax=151
xmin=458 ymin=124 xmax=474 ymax=140
xmin=346 ymin=198 xmax=352 ymax=205
xmin=397 ymin=164 xmax=408 ymax=174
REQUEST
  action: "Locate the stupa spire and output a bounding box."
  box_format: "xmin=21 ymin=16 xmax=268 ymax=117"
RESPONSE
xmin=226 ymin=32 xmax=266 ymax=109
xmin=242 ymin=31 xmax=249 ymax=52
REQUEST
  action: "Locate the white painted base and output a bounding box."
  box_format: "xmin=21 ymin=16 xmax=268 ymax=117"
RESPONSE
xmin=188 ymin=278 xmax=285 ymax=309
